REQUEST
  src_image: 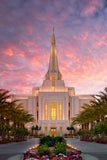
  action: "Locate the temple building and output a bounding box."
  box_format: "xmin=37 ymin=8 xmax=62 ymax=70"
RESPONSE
xmin=12 ymin=29 xmax=92 ymax=135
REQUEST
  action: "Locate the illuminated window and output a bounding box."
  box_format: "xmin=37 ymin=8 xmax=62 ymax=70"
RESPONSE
xmin=45 ymin=103 xmax=48 ymax=120
xmin=51 ymin=103 xmax=56 ymax=120
xmin=52 ymin=87 xmax=55 ymax=91
xmin=51 ymin=128 xmax=56 ymax=136
xmin=59 ymin=103 xmax=62 ymax=120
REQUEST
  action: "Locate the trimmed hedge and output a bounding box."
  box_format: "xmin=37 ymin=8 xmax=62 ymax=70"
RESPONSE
xmin=39 ymin=136 xmax=65 ymax=147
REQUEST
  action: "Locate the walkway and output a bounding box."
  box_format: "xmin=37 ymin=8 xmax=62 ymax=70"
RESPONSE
xmin=0 ymin=138 xmax=107 ymax=160
xmin=67 ymin=138 xmax=107 ymax=160
xmin=0 ymin=138 xmax=39 ymax=160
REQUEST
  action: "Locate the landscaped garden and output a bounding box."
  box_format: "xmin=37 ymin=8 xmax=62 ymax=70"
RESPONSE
xmin=0 ymin=89 xmax=34 ymax=144
xmin=72 ymin=87 xmax=107 ymax=144
xmin=23 ymin=136 xmax=82 ymax=160
xmin=0 ymin=87 xmax=107 ymax=160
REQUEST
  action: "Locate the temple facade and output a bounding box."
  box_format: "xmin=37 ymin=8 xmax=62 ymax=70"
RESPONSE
xmin=12 ymin=29 xmax=92 ymax=135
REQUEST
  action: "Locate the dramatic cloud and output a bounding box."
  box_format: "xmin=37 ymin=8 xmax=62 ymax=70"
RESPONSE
xmin=0 ymin=0 xmax=107 ymax=95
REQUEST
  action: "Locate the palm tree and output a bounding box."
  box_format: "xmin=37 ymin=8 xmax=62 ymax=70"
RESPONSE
xmin=11 ymin=104 xmax=34 ymax=140
xmin=31 ymin=126 xmax=35 ymax=135
xmin=34 ymin=125 xmax=41 ymax=135
xmin=0 ymin=88 xmax=34 ymax=142
xmin=90 ymin=87 xmax=107 ymax=123
xmin=72 ymin=87 xmax=107 ymax=140
xmin=67 ymin=125 xmax=74 ymax=134
xmin=5 ymin=100 xmax=17 ymax=140
xmin=0 ymin=89 xmax=11 ymax=141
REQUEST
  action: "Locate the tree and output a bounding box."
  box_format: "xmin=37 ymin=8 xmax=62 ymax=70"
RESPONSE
xmin=31 ymin=126 xmax=35 ymax=135
xmin=34 ymin=125 xmax=41 ymax=135
xmin=103 ymin=118 xmax=107 ymax=135
xmin=0 ymin=89 xmax=11 ymax=141
xmin=72 ymin=87 xmax=107 ymax=141
xmin=72 ymin=87 xmax=107 ymax=127
xmin=11 ymin=104 xmax=34 ymax=140
xmin=67 ymin=125 xmax=74 ymax=134
xmin=0 ymin=88 xmax=34 ymax=142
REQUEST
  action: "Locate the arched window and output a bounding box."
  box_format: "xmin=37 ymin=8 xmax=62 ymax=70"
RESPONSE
xmin=45 ymin=103 xmax=48 ymax=120
xmin=51 ymin=103 xmax=57 ymax=120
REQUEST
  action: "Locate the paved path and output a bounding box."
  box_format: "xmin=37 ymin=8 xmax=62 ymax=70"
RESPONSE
xmin=0 ymin=138 xmax=107 ymax=160
xmin=66 ymin=138 xmax=107 ymax=160
xmin=0 ymin=138 xmax=39 ymax=160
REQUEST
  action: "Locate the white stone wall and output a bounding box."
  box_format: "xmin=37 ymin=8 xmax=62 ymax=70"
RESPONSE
xmin=78 ymin=95 xmax=93 ymax=111
xmin=12 ymin=95 xmax=37 ymax=129
xmin=12 ymin=92 xmax=93 ymax=134
xmin=38 ymin=120 xmax=69 ymax=136
xmin=70 ymin=96 xmax=80 ymax=119
xmin=38 ymin=92 xmax=69 ymax=135
xmin=38 ymin=92 xmax=68 ymax=120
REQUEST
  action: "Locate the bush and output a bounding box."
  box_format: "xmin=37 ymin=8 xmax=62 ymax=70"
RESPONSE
xmin=16 ymin=128 xmax=30 ymax=136
xmin=77 ymin=129 xmax=90 ymax=135
xmin=40 ymin=136 xmax=66 ymax=147
xmin=38 ymin=144 xmax=50 ymax=156
xmin=38 ymin=133 xmax=45 ymax=138
xmin=92 ymin=123 xmax=103 ymax=135
xmin=54 ymin=136 xmax=65 ymax=144
xmin=40 ymin=136 xmax=55 ymax=147
xmin=54 ymin=142 xmax=66 ymax=155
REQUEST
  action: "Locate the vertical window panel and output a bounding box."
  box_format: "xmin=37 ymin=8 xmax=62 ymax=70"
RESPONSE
xmin=45 ymin=103 xmax=47 ymax=120
xmin=59 ymin=103 xmax=62 ymax=120
xmin=51 ymin=103 xmax=56 ymax=120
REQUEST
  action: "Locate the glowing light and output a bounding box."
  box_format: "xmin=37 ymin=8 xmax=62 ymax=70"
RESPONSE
xmin=29 ymin=144 xmax=39 ymax=150
xmin=51 ymin=128 xmax=56 ymax=136
xmin=67 ymin=144 xmax=78 ymax=151
xmin=45 ymin=103 xmax=47 ymax=120
xmin=59 ymin=103 xmax=62 ymax=120
xmin=52 ymin=87 xmax=55 ymax=91
xmin=51 ymin=103 xmax=57 ymax=120
xmin=20 ymin=106 xmax=23 ymax=110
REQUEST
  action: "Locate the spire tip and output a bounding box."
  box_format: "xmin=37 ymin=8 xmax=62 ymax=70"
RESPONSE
xmin=53 ymin=27 xmax=54 ymax=34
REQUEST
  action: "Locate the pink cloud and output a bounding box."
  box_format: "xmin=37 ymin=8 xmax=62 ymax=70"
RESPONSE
xmin=4 ymin=48 xmax=14 ymax=56
xmin=0 ymin=0 xmax=107 ymax=95
xmin=81 ymin=0 xmax=103 ymax=16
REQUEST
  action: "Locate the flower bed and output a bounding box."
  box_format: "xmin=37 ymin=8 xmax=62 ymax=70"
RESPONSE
xmin=80 ymin=138 xmax=107 ymax=144
xmin=95 ymin=140 xmax=107 ymax=144
xmin=0 ymin=139 xmax=27 ymax=145
xmin=23 ymin=151 xmax=82 ymax=160
xmin=23 ymin=136 xmax=82 ymax=160
xmin=80 ymin=139 xmax=93 ymax=142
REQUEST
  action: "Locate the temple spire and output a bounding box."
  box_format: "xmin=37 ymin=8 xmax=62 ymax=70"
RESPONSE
xmin=53 ymin=27 xmax=54 ymax=33
xmin=45 ymin=28 xmax=62 ymax=80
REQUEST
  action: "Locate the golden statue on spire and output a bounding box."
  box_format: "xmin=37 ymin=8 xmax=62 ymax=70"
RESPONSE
xmin=53 ymin=27 xmax=54 ymax=34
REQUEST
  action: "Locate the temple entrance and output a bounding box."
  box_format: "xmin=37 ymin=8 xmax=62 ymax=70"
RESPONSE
xmin=51 ymin=128 xmax=56 ymax=136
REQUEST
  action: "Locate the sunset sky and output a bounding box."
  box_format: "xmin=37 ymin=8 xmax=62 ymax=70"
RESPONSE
xmin=0 ymin=0 xmax=107 ymax=95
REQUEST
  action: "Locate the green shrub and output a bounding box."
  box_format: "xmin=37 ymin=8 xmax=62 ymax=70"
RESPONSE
xmin=64 ymin=133 xmax=72 ymax=137
xmin=77 ymin=129 xmax=90 ymax=135
xmin=54 ymin=136 xmax=65 ymax=144
xmin=54 ymin=142 xmax=66 ymax=155
xmin=15 ymin=128 xmax=30 ymax=136
xmin=40 ymin=136 xmax=55 ymax=147
xmin=92 ymin=123 xmax=104 ymax=135
xmin=38 ymin=144 xmax=50 ymax=156
xmin=40 ymin=136 xmax=66 ymax=147
xmin=38 ymin=133 xmax=45 ymax=138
